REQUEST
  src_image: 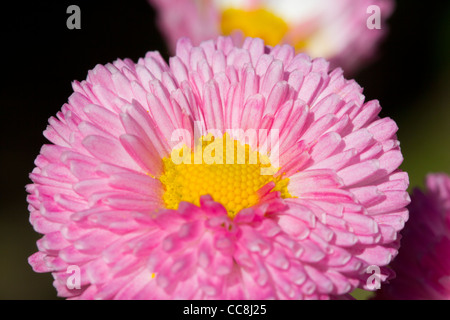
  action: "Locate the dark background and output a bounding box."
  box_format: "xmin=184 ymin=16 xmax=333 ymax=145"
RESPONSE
xmin=0 ymin=0 xmax=449 ymax=299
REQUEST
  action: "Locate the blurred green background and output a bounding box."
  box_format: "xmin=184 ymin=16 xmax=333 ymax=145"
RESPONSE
xmin=0 ymin=0 xmax=449 ymax=299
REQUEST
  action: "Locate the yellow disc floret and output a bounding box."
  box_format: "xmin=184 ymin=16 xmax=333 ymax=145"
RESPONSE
xmin=220 ymin=8 xmax=289 ymax=47
xmin=158 ymin=134 xmax=291 ymax=219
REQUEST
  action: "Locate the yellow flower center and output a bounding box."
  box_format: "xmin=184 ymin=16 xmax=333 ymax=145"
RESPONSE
xmin=158 ymin=134 xmax=291 ymax=219
xmin=220 ymin=8 xmax=289 ymax=47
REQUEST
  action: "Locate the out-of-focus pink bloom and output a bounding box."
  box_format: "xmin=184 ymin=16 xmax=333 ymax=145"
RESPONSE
xmin=28 ymin=36 xmax=408 ymax=299
xmin=375 ymin=173 xmax=450 ymax=300
xmin=149 ymin=0 xmax=394 ymax=73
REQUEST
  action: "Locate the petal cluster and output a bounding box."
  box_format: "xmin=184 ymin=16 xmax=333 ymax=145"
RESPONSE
xmin=149 ymin=0 xmax=394 ymax=72
xmin=27 ymin=36 xmax=408 ymax=299
xmin=375 ymin=174 xmax=450 ymax=300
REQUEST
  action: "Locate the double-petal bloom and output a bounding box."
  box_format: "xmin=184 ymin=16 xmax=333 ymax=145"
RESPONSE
xmin=149 ymin=0 xmax=394 ymax=72
xmin=376 ymin=174 xmax=450 ymax=300
xmin=28 ymin=37 xmax=409 ymax=299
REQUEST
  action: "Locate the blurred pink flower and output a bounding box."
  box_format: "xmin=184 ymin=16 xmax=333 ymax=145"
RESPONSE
xmin=149 ymin=0 xmax=394 ymax=73
xmin=375 ymin=173 xmax=450 ymax=300
xmin=28 ymin=36 xmax=408 ymax=299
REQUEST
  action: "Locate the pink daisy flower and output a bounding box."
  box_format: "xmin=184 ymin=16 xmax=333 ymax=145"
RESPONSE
xmin=27 ymin=36 xmax=409 ymax=300
xmin=375 ymin=173 xmax=450 ymax=300
xmin=149 ymin=0 xmax=394 ymax=73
